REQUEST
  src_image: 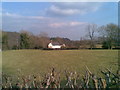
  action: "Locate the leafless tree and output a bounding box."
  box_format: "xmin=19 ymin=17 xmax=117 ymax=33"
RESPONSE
xmin=86 ymin=24 xmax=97 ymax=49
xmin=38 ymin=32 xmax=50 ymax=48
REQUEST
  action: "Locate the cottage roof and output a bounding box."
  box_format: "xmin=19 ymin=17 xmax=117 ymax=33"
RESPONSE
xmin=51 ymin=42 xmax=61 ymax=45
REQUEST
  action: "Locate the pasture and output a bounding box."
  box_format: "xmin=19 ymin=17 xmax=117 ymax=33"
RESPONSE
xmin=2 ymin=50 xmax=118 ymax=76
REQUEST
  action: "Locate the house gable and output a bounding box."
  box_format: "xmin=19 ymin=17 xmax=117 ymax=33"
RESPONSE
xmin=48 ymin=42 xmax=61 ymax=49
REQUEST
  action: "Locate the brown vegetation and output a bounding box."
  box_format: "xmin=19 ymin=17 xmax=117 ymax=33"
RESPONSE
xmin=2 ymin=67 xmax=119 ymax=89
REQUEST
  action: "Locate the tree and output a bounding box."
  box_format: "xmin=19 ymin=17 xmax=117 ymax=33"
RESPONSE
xmin=86 ymin=24 xmax=97 ymax=49
xmin=99 ymin=23 xmax=119 ymax=49
xmin=2 ymin=33 xmax=9 ymax=50
xmin=12 ymin=45 xmax=19 ymax=50
xmin=38 ymin=32 xmax=50 ymax=48
xmin=20 ymin=31 xmax=30 ymax=49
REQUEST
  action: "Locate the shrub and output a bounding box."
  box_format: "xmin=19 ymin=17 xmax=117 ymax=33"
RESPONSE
xmin=2 ymin=67 xmax=120 ymax=89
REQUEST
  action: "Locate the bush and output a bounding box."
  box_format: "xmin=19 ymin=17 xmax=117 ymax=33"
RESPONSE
xmin=2 ymin=67 xmax=120 ymax=89
xmin=102 ymin=41 xmax=112 ymax=49
xmin=12 ymin=45 xmax=19 ymax=50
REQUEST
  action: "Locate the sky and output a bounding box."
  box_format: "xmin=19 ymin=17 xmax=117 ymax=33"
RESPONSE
xmin=1 ymin=2 xmax=118 ymax=40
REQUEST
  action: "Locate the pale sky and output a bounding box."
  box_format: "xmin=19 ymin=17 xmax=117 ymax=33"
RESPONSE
xmin=1 ymin=2 xmax=118 ymax=40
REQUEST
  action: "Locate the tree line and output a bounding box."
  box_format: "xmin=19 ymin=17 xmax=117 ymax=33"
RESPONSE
xmin=1 ymin=23 xmax=120 ymax=50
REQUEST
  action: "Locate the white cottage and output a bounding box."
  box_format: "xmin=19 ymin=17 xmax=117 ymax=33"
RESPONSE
xmin=48 ymin=42 xmax=65 ymax=49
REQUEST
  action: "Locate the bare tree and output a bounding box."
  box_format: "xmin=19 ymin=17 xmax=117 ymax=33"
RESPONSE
xmin=39 ymin=32 xmax=49 ymax=38
xmin=38 ymin=32 xmax=50 ymax=48
xmin=86 ymin=24 xmax=97 ymax=49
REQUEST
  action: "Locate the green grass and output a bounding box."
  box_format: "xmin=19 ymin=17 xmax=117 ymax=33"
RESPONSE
xmin=2 ymin=50 xmax=118 ymax=77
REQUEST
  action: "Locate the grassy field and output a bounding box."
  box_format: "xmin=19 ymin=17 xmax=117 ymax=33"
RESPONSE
xmin=2 ymin=50 xmax=118 ymax=77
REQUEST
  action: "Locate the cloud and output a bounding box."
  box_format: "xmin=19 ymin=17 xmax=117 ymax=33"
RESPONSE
xmin=46 ymin=2 xmax=101 ymax=17
xmin=2 ymin=12 xmax=89 ymax=40
xmin=49 ymin=21 xmax=87 ymax=28
xmin=49 ymin=22 xmax=67 ymax=28
xmin=3 ymin=12 xmax=49 ymax=20
xmin=3 ymin=12 xmax=22 ymax=17
xmin=69 ymin=22 xmax=86 ymax=26
xmin=47 ymin=5 xmax=80 ymax=16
